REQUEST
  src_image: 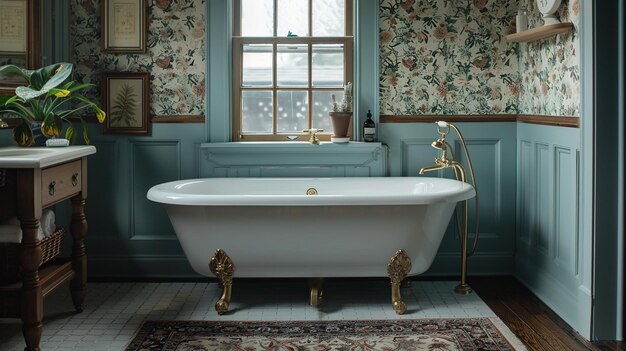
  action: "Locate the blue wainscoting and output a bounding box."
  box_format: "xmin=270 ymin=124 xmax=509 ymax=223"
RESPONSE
xmin=56 ymin=124 xmax=206 ymax=277
xmin=0 ymin=130 xmax=12 ymax=146
xmin=381 ymin=122 xmax=517 ymax=275
xmin=52 ymin=121 xmax=519 ymax=278
xmin=514 ymin=123 xmax=591 ymax=336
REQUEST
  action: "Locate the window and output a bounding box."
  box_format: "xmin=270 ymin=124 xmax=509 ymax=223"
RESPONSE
xmin=233 ymin=0 xmax=353 ymax=141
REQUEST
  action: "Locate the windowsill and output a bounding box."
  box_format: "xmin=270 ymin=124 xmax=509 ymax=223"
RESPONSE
xmin=201 ymin=141 xmax=383 ymax=150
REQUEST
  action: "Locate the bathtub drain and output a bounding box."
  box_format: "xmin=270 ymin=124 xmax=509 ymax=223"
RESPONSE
xmin=306 ymin=188 xmax=318 ymax=195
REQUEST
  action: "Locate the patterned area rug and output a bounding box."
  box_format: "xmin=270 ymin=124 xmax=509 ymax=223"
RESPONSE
xmin=126 ymin=318 xmax=525 ymax=350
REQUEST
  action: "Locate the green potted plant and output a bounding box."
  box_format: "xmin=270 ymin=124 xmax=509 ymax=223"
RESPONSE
xmin=0 ymin=63 xmax=105 ymax=146
xmin=329 ymin=82 xmax=352 ymax=143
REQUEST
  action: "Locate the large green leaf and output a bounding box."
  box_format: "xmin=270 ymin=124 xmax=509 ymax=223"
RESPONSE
xmin=14 ymin=63 xmax=74 ymax=101
xmin=0 ymin=64 xmax=33 ymax=83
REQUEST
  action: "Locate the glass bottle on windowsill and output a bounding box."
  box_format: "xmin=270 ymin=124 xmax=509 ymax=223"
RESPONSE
xmin=363 ymin=110 xmax=376 ymax=142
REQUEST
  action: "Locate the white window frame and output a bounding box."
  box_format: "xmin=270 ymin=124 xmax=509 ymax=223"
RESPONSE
xmin=232 ymin=0 xmax=354 ymax=141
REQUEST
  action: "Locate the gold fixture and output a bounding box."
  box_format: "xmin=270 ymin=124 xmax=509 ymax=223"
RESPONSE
xmin=0 ymin=118 xmax=8 ymax=129
xmin=387 ymin=249 xmax=412 ymax=314
xmin=306 ymin=188 xmax=318 ymax=195
xmin=419 ymin=121 xmax=479 ymax=295
xmin=209 ymin=249 xmax=234 ymax=315
xmin=303 ymin=129 xmax=323 ymax=145
xmin=309 ymin=278 xmax=324 ymax=306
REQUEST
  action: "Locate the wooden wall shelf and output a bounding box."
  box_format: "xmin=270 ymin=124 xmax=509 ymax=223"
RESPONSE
xmin=506 ymin=23 xmax=574 ymax=43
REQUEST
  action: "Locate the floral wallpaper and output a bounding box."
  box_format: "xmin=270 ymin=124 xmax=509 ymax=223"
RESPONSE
xmin=517 ymin=0 xmax=580 ymax=116
xmin=71 ymin=0 xmax=206 ymax=116
xmin=379 ymin=0 xmax=580 ymax=118
xmin=379 ymin=0 xmax=519 ymax=115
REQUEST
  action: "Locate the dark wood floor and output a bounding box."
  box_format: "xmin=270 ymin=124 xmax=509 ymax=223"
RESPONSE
xmin=471 ymin=276 xmax=625 ymax=351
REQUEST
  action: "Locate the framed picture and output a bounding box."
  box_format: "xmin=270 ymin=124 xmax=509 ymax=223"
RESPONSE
xmin=101 ymin=0 xmax=147 ymax=53
xmin=0 ymin=0 xmax=40 ymax=93
xmin=102 ymin=72 xmax=149 ymax=134
xmin=0 ymin=0 xmax=27 ymax=54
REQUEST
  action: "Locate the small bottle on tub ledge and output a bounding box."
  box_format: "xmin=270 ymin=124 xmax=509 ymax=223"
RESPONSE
xmin=363 ymin=110 xmax=376 ymax=142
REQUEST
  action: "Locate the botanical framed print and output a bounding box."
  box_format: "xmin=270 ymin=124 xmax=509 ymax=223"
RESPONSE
xmin=0 ymin=0 xmax=27 ymax=54
xmin=102 ymin=72 xmax=149 ymax=134
xmin=0 ymin=0 xmax=40 ymax=93
xmin=101 ymin=0 xmax=147 ymax=53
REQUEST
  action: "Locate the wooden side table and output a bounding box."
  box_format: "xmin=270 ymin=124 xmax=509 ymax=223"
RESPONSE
xmin=0 ymin=149 xmax=92 ymax=351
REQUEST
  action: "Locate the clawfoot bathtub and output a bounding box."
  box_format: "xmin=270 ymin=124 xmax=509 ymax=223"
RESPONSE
xmin=147 ymin=177 xmax=475 ymax=314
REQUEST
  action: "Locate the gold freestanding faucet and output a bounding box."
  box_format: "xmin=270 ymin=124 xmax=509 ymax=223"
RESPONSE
xmin=419 ymin=121 xmax=479 ymax=295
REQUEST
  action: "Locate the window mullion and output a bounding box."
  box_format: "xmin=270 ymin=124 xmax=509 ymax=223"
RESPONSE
xmin=272 ymin=1 xmax=277 ymax=135
xmin=273 ymin=0 xmax=278 ymax=37
xmin=308 ymin=0 xmax=312 ymax=36
xmin=272 ymin=42 xmax=278 ymax=135
xmin=308 ymin=42 xmax=313 ymax=129
xmin=308 ymin=0 xmax=313 ymax=129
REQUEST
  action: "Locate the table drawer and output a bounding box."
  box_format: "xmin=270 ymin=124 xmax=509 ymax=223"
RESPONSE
xmin=41 ymin=160 xmax=82 ymax=206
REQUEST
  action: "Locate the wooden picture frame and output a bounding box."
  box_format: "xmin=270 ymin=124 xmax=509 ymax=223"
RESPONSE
xmin=101 ymin=0 xmax=147 ymax=53
xmin=0 ymin=0 xmax=40 ymax=94
xmin=102 ymin=72 xmax=149 ymax=134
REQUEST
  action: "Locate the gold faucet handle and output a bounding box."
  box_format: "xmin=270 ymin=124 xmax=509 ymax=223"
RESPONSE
xmin=303 ymin=129 xmax=324 ymax=144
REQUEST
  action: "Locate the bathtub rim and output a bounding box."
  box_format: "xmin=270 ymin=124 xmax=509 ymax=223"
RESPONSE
xmin=147 ymin=177 xmax=476 ymax=206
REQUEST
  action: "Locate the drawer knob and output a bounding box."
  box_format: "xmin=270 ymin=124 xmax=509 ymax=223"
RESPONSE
xmin=48 ymin=181 xmax=56 ymax=196
xmin=72 ymin=173 xmax=79 ymax=186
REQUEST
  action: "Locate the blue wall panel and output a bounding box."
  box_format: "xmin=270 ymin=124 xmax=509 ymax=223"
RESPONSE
xmin=377 ymin=122 xmax=517 ymax=275
xmin=63 ymin=124 xmax=205 ymax=278
xmin=130 ymin=141 xmax=180 ymax=241
xmin=514 ymin=122 xmax=590 ymax=336
xmin=200 ymin=142 xmax=387 ymax=178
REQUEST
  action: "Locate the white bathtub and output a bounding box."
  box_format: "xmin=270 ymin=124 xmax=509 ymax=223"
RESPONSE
xmin=148 ymin=177 xmax=474 ymax=314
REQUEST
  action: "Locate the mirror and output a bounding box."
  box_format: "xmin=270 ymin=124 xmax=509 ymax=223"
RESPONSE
xmin=0 ymin=0 xmax=41 ymax=95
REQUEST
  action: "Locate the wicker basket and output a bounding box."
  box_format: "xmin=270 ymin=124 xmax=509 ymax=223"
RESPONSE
xmin=0 ymin=227 xmax=66 ymax=285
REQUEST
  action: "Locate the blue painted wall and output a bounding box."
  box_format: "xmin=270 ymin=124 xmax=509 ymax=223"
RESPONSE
xmin=57 ymin=124 xmax=206 ymax=277
xmin=68 ymin=121 xmax=517 ymax=278
xmin=514 ymin=123 xmax=591 ymax=337
xmin=382 ymin=122 xmax=517 ymax=275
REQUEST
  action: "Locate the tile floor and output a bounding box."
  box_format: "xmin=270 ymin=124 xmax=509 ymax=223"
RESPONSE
xmin=0 ymin=279 xmax=496 ymax=350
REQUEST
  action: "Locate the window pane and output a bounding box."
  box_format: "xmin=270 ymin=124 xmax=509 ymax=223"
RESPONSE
xmin=242 ymin=91 xmax=273 ymax=133
xmin=312 ymin=44 xmax=344 ymax=87
xmin=312 ymin=90 xmax=343 ymax=132
xmin=312 ymin=0 xmax=345 ymax=36
xmin=242 ymin=44 xmax=272 ymax=87
xmin=277 ymin=91 xmax=309 ymax=133
xmin=277 ymin=45 xmax=308 ymax=87
xmin=277 ymin=0 xmax=308 ymax=37
xmin=241 ymin=0 xmax=273 ymax=36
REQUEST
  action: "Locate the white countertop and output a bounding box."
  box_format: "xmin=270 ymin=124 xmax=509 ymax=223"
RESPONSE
xmin=0 ymin=146 xmax=97 ymax=168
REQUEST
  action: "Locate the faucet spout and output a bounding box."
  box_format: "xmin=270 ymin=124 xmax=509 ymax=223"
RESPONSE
xmin=419 ymin=163 xmax=447 ymax=175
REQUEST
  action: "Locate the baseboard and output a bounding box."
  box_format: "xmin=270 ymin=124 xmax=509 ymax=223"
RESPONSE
xmin=425 ymin=252 xmax=515 ymax=276
xmin=87 ymin=255 xmax=199 ymax=278
xmin=514 ymin=258 xmax=590 ymax=337
xmin=85 ymin=252 xmax=514 ymax=278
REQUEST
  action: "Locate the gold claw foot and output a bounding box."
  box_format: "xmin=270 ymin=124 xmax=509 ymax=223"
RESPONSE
xmin=215 ymin=299 xmax=230 ymax=315
xmin=209 ymin=249 xmax=234 ymax=315
xmin=309 ymin=278 xmax=324 ymax=306
xmin=387 ymin=250 xmax=412 ymax=315
xmin=393 ymin=300 xmax=407 ymax=314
